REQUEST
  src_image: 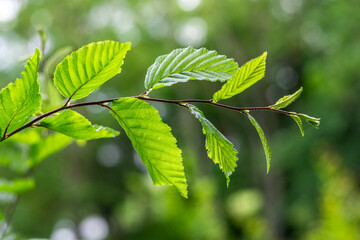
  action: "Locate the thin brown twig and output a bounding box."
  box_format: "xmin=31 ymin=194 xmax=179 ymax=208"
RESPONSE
xmin=0 ymin=95 xmax=298 ymax=142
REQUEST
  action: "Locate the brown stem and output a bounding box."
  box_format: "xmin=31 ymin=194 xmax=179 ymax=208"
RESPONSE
xmin=0 ymin=95 xmax=298 ymax=142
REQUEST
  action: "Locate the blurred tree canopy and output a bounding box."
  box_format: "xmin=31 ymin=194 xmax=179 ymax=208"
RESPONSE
xmin=0 ymin=0 xmax=359 ymax=239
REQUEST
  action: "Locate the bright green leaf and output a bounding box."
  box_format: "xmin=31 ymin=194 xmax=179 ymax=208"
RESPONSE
xmin=245 ymin=112 xmax=271 ymax=173
xmin=270 ymin=87 xmax=303 ymax=109
xmin=144 ymin=46 xmax=238 ymax=90
xmin=28 ymin=133 xmax=72 ymax=167
xmin=0 ymin=210 xmax=3 ymax=221
xmin=54 ymin=41 xmax=131 ymax=100
xmin=290 ymin=114 xmax=304 ymax=137
xmin=298 ymin=113 xmax=321 ymax=128
xmin=213 ymin=52 xmax=267 ymax=102
xmin=110 ymin=98 xmax=188 ymax=198
xmin=186 ymin=104 xmax=238 ymax=186
xmin=40 ymin=110 xmax=119 ymax=140
xmin=0 ymin=49 xmax=41 ymax=137
xmin=0 ymin=178 xmax=35 ymax=194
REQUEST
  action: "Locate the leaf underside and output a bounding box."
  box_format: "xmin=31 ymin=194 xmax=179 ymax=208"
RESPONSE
xmin=213 ymin=52 xmax=267 ymax=102
xmin=246 ymin=112 xmax=271 ymax=173
xmin=54 ymin=41 xmax=131 ymax=100
xmin=145 ymin=46 xmax=238 ymax=90
xmin=110 ymin=98 xmax=188 ymax=198
xmin=186 ymin=104 xmax=238 ymax=186
xmin=290 ymin=114 xmax=304 ymax=137
xmin=298 ymin=113 xmax=321 ymax=129
xmin=0 ymin=49 xmax=41 ymax=137
xmin=40 ymin=109 xmax=119 ymax=140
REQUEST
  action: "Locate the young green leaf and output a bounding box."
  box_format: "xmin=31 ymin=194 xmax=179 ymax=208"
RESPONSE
xmin=110 ymin=98 xmax=188 ymax=198
xmin=40 ymin=110 xmax=119 ymax=140
xmin=28 ymin=133 xmax=72 ymax=167
xmin=54 ymin=41 xmax=131 ymax=100
xmin=186 ymin=104 xmax=238 ymax=186
xmin=213 ymin=52 xmax=267 ymax=102
xmin=270 ymin=87 xmax=303 ymax=109
xmin=298 ymin=113 xmax=321 ymax=129
xmin=0 ymin=49 xmax=41 ymax=137
xmin=144 ymin=46 xmax=238 ymax=90
xmin=0 ymin=178 xmax=35 ymax=194
xmin=290 ymin=114 xmax=304 ymax=137
xmin=245 ymin=112 xmax=271 ymax=173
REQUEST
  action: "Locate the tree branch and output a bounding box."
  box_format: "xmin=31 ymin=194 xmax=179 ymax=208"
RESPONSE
xmin=0 ymin=95 xmax=299 ymax=142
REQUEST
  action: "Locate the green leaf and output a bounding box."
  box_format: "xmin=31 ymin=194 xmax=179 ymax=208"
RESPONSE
xmin=298 ymin=113 xmax=321 ymax=129
xmin=110 ymin=98 xmax=188 ymax=198
xmin=245 ymin=112 xmax=271 ymax=173
xmin=144 ymin=46 xmax=238 ymax=90
xmin=270 ymin=87 xmax=303 ymax=109
xmin=290 ymin=114 xmax=304 ymax=137
xmin=0 ymin=178 xmax=35 ymax=194
xmin=186 ymin=104 xmax=238 ymax=186
xmin=213 ymin=52 xmax=267 ymax=102
xmin=54 ymin=41 xmax=131 ymax=100
xmin=0 ymin=49 xmax=41 ymax=137
xmin=40 ymin=110 xmax=119 ymax=140
xmin=28 ymin=133 xmax=72 ymax=167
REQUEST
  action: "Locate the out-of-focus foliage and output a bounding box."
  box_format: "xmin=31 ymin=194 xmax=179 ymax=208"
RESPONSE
xmin=0 ymin=0 xmax=359 ymax=239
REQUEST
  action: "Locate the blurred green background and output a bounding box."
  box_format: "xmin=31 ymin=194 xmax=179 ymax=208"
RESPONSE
xmin=1 ymin=0 xmax=359 ymax=239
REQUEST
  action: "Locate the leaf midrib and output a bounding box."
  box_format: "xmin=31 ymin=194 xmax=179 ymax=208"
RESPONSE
xmin=64 ymin=45 xmax=122 ymax=101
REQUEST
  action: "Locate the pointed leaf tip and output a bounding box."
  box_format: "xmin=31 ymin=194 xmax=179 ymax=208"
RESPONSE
xmin=246 ymin=113 xmax=271 ymax=173
xmin=270 ymin=87 xmax=303 ymax=109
